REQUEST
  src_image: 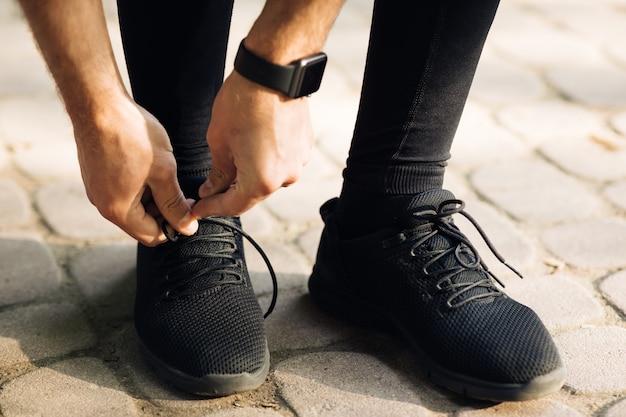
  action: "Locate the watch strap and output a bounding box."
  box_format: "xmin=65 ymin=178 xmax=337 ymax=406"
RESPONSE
xmin=234 ymin=40 xmax=295 ymax=96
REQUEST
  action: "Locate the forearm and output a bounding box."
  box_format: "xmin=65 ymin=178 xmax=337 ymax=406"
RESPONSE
xmin=17 ymin=0 xmax=127 ymax=123
xmin=245 ymin=0 xmax=345 ymax=64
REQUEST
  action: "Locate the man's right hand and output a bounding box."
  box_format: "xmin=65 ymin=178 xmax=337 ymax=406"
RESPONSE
xmin=73 ymin=96 xmax=198 ymax=246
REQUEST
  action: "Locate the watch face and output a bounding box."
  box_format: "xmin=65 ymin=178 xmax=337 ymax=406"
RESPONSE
xmin=289 ymin=54 xmax=328 ymax=98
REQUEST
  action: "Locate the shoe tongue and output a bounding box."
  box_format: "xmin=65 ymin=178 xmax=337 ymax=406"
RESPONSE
xmin=405 ymin=189 xmax=456 ymax=212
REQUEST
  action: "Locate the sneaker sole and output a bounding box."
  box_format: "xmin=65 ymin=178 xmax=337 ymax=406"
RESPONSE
xmin=138 ymin=339 xmax=270 ymax=397
xmin=309 ymin=264 xmax=565 ymax=402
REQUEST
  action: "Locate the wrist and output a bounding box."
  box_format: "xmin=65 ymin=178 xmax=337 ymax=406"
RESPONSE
xmin=234 ymin=39 xmax=327 ymax=99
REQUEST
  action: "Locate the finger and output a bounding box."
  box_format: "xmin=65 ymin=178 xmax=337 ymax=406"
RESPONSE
xmin=150 ymin=178 xmax=199 ymax=236
xmin=124 ymin=194 xmax=169 ymax=246
xmin=192 ymin=185 xmax=263 ymax=218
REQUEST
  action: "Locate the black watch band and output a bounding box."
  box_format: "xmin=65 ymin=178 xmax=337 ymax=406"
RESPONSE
xmin=234 ymin=40 xmax=327 ymax=98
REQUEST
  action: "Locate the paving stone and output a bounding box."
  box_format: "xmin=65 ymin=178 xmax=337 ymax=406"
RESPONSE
xmin=0 ymin=180 xmax=31 ymax=228
xmin=500 ymin=273 xmax=604 ymax=331
xmin=546 ymin=63 xmax=626 ymax=107
xmin=240 ymin=204 xmax=279 ymax=240
xmin=490 ymin=24 xmax=604 ymax=68
xmin=0 ymin=235 xmax=60 ymax=306
xmin=309 ymin=95 xmax=356 ymax=168
xmin=554 ymin=327 xmax=626 ymax=394
xmin=70 ymin=242 xmax=136 ymax=321
xmin=0 ymin=142 xmax=8 ymax=169
xmin=488 ymin=3 xmax=558 ymax=37
xmin=496 ymin=100 xmax=603 ymax=144
xmin=264 ymin=291 xmax=360 ymax=352
xmin=275 ymin=351 xmax=442 ymax=417
xmin=610 ymin=111 xmax=626 ymax=136
xmin=13 ymin=140 xmax=81 ymax=180
xmin=540 ymin=219 xmax=626 ymax=269
xmin=263 ymin=178 xmax=342 ymax=224
xmin=246 ymin=242 xmax=312 ymax=296
xmin=0 ymin=302 xmax=96 ymax=367
xmin=608 ymin=41 xmax=626 ymax=68
xmin=296 ymin=225 xmax=323 ymax=263
xmin=0 ymin=357 xmax=137 ymax=417
xmin=606 ymin=398 xmax=626 ymax=417
xmin=604 ymin=180 xmax=626 ymax=212
xmin=201 ymin=409 xmax=283 ymax=417
xmin=299 ymin=146 xmax=344 ymax=183
xmin=470 ymin=56 xmax=546 ymax=105
xmin=456 ymin=399 xmax=584 ymax=417
xmin=0 ymin=96 xmax=73 ymax=145
xmin=451 ymin=104 xmax=529 ymax=172
xmin=540 ymin=132 xmax=626 ymax=182
xmin=470 ymin=157 xmax=601 ymax=224
xmin=534 ymin=1 xmax=626 ymax=44
xmin=599 ymin=270 xmax=626 ymax=316
xmin=35 ymin=180 xmax=125 ymax=240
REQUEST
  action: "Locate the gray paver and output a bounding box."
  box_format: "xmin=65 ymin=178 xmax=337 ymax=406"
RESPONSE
xmin=264 ymin=291 xmax=360 ymax=352
xmin=0 ymin=302 xmax=96 ymax=367
xmin=456 ymin=400 xmax=584 ymax=417
xmin=246 ymin=242 xmax=312 ymax=296
xmin=469 ymin=56 xmax=546 ymax=105
xmin=451 ymin=104 xmax=529 ymax=173
xmin=604 ymin=180 xmax=626 ymax=211
xmin=546 ymin=64 xmax=626 ymax=107
xmin=554 ymin=326 xmax=626 ymax=394
xmin=0 ymin=180 xmax=31 ymax=228
xmin=0 ymin=96 xmax=72 ymax=145
xmin=495 ymin=100 xmax=602 ymax=144
xmin=470 ymin=157 xmax=601 ymax=224
xmin=263 ymin=178 xmax=342 ymax=223
xmin=275 ymin=351 xmax=440 ymax=417
xmin=70 ymin=242 xmax=137 ymax=321
xmin=13 ymin=140 xmax=81 ymax=180
xmin=0 ymin=357 xmax=137 ymax=417
xmin=0 ymin=235 xmax=60 ymax=306
xmin=35 ymin=180 xmax=125 ymax=240
xmin=606 ymin=398 xmax=626 ymax=417
xmin=202 ymin=410 xmax=283 ymax=417
xmin=599 ymin=270 xmax=626 ymax=316
xmin=540 ymin=219 xmax=626 ymax=269
xmin=540 ymin=132 xmax=626 ymax=182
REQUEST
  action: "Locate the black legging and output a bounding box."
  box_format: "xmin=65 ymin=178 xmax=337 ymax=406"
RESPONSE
xmin=117 ymin=0 xmax=499 ymax=197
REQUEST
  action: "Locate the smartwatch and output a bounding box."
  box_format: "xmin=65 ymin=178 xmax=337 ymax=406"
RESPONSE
xmin=234 ymin=40 xmax=328 ymax=98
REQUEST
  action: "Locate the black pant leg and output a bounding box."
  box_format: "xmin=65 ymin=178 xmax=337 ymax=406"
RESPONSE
xmin=117 ymin=0 xmax=234 ymax=179
xmin=343 ymin=0 xmax=500 ymax=197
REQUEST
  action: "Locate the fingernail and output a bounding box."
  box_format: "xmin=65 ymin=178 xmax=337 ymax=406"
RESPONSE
xmin=181 ymin=213 xmax=199 ymax=235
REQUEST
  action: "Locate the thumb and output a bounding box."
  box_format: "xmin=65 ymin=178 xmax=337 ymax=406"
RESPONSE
xmin=152 ymin=181 xmax=199 ymax=236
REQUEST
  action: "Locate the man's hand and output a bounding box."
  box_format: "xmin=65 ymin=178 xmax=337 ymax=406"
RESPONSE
xmin=74 ymin=97 xmax=198 ymax=246
xmin=192 ymin=72 xmax=314 ymax=217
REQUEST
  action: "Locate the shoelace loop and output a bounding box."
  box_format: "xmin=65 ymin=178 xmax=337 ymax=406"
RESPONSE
xmin=161 ymin=218 xmax=278 ymax=319
xmin=410 ymin=199 xmax=523 ymax=309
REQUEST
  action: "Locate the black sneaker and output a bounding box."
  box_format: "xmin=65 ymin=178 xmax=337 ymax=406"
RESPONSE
xmin=135 ymin=216 xmax=277 ymax=397
xmin=309 ymin=189 xmax=565 ymax=402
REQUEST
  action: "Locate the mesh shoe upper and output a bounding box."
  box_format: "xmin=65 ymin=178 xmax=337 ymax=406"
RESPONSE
xmin=309 ymin=189 xmax=564 ymax=399
xmin=135 ymin=217 xmax=268 ymax=379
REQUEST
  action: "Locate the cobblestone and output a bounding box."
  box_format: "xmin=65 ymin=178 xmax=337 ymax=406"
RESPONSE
xmin=1 ymin=0 xmax=626 ymax=415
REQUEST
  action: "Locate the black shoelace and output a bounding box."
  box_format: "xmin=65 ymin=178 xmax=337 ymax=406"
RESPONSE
xmin=161 ymin=218 xmax=278 ymax=318
xmin=410 ymin=199 xmax=522 ymax=309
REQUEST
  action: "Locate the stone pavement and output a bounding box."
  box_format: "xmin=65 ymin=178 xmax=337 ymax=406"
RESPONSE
xmin=1 ymin=0 xmax=626 ymax=415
